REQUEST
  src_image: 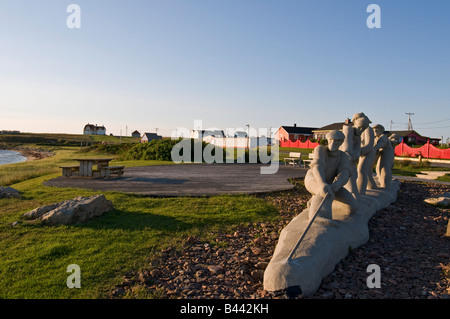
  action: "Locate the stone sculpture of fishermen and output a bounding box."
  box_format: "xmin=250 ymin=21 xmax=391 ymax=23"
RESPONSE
xmin=339 ymin=112 xmax=372 ymax=200
xmin=304 ymin=130 xmax=357 ymax=220
xmin=372 ymin=124 xmax=394 ymax=189
xmin=357 ymin=121 xmax=376 ymax=194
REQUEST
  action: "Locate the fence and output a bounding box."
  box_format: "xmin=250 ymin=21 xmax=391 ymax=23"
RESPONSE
xmin=279 ymin=138 xmax=320 ymax=149
xmin=395 ymin=140 xmax=450 ymax=159
xmin=280 ymin=137 xmax=450 ymax=159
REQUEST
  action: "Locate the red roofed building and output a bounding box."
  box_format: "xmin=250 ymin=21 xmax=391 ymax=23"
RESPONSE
xmin=275 ymin=124 xmax=318 ymax=142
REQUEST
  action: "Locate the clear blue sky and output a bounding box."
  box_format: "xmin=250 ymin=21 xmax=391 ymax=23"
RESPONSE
xmin=1 ymin=0 xmax=449 ymax=141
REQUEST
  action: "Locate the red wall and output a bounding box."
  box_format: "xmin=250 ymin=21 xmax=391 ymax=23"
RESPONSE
xmin=279 ymin=137 xmax=320 ymax=149
xmin=279 ymin=137 xmax=450 ymax=159
xmin=395 ymin=141 xmax=450 ymax=159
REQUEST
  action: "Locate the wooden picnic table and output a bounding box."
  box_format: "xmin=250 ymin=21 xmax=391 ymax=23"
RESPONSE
xmin=73 ymin=158 xmax=113 ymax=177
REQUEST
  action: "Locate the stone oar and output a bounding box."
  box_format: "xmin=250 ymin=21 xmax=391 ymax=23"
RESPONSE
xmin=286 ymin=193 xmax=330 ymax=262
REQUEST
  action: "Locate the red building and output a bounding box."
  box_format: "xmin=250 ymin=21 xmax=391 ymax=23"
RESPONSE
xmin=275 ymin=124 xmax=318 ymax=142
xmin=390 ymin=130 xmax=440 ymax=146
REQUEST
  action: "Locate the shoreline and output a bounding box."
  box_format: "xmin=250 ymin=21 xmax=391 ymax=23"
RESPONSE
xmin=0 ymin=146 xmax=54 ymax=163
xmin=17 ymin=148 xmax=54 ymax=162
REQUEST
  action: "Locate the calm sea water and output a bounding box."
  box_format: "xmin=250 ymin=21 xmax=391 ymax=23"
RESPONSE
xmin=0 ymin=150 xmax=27 ymax=165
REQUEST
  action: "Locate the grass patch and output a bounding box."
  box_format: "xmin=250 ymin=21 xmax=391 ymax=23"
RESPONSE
xmin=0 ymin=132 xmax=138 ymax=146
xmin=392 ymin=160 xmax=450 ymax=178
xmin=279 ymin=147 xmax=313 ymax=162
xmin=0 ymin=148 xmax=281 ymax=298
xmin=437 ymin=174 xmax=450 ymax=182
xmin=0 ymin=146 xmax=176 ymax=186
xmin=0 ymin=148 xmax=79 ymax=186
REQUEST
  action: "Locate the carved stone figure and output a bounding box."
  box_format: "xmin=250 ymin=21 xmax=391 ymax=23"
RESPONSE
xmin=263 ymin=118 xmax=400 ymax=298
xmin=372 ymin=124 xmax=394 ymax=189
xmin=339 ymin=113 xmax=371 ymax=199
xmin=357 ymin=124 xmax=376 ymax=194
xmin=304 ymin=130 xmax=356 ymax=220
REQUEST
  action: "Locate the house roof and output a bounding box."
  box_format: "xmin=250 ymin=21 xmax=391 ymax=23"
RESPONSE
xmin=390 ymin=130 xmax=440 ymax=141
xmin=389 ymin=130 xmax=415 ymax=137
xmin=279 ymin=126 xmax=318 ymax=135
xmin=142 ymin=132 xmax=161 ymax=139
xmin=312 ymin=122 xmax=348 ymax=132
xmin=84 ymin=124 xmax=105 ymax=130
xmin=194 ymin=130 xmax=225 ymax=136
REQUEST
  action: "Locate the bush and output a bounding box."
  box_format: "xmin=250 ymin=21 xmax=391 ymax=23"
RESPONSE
xmin=120 ymin=139 xmax=217 ymax=162
xmin=394 ymin=160 xmax=411 ymax=168
xmin=97 ymin=143 xmax=134 ymax=155
xmin=411 ymin=160 xmax=431 ymax=169
xmin=394 ymin=160 xmax=431 ymax=169
xmin=86 ymin=139 xmax=277 ymax=163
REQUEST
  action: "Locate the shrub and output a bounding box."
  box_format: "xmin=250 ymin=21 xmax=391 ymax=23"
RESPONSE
xmin=120 ymin=139 xmax=209 ymax=161
xmin=394 ymin=160 xmax=412 ymax=168
xmin=411 ymin=160 xmax=431 ymax=169
xmin=394 ymin=160 xmax=431 ymax=169
xmin=86 ymin=139 xmax=277 ymax=163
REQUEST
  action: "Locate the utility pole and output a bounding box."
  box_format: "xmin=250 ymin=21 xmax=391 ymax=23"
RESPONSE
xmin=405 ymin=112 xmax=414 ymax=131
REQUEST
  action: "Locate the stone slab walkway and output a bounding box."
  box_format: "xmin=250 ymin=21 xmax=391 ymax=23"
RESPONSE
xmin=43 ymin=164 xmax=306 ymax=196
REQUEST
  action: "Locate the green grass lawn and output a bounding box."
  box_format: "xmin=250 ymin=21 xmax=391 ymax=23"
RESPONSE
xmin=278 ymin=147 xmax=313 ymax=162
xmin=392 ymin=160 xmax=450 ymax=178
xmin=437 ymin=174 xmax=450 ymax=182
xmin=0 ymin=148 xmax=279 ymax=298
xmin=0 ymin=132 xmax=139 ymax=145
xmin=3 ymin=145 xmax=447 ymax=299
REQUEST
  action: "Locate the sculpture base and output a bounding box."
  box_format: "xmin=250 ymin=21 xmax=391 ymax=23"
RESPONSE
xmin=263 ymin=180 xmax=400 ymax=296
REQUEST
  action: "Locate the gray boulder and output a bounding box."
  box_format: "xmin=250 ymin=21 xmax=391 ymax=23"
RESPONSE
xmin=23 ymin=195 xmax=113 ymax=226
xmin=424 ymin=192 xmax=450 ymax=208
xmin=0 ymin=186 xmax=22 ymax=198
xmin=23 ymin=202 xmax=60 ymax=220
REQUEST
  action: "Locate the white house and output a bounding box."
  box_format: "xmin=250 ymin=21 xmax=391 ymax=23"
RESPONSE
xmin=190 ymin=129 xmax=226 ymax=140
xmin=83 ymin=124 xmax=106 ymax=135
xmin=141 ymin=132 xmax=162 ymax=143
xmin=234 ymin=131 xmax=248 ymax=138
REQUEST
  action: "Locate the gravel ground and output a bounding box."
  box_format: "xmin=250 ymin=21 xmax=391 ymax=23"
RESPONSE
xmin=111 ymin=180 xmax=449 ymax=299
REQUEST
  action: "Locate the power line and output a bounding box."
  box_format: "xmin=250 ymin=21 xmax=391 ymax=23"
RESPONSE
xmin=412 ymin=125 xmax=450 ymax=129
xmin=414 ymin=118 xmax=450 ymax=125
xmin=391 ymin=121 xmax=407 ymax=125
